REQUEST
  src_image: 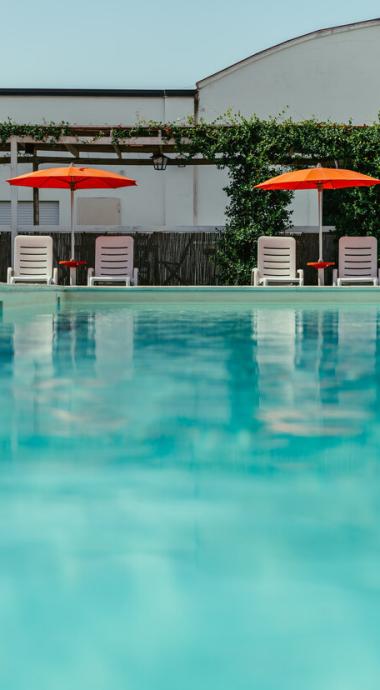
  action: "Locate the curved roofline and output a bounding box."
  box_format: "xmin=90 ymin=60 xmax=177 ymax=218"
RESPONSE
xmin=197 ymin=17 xmax=380 ymax=88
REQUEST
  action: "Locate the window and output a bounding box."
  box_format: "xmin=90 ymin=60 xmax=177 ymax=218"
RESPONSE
xmin=0 ymin=201 xmax=59 ymax=225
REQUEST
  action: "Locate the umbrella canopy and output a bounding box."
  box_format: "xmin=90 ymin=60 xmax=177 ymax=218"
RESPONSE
xmin=255 ymin=167 xmax=380 ymax=285
xmin=7 ymin=165 xmax=137 ymax=281
xmin=255 ymin=167 xmax=380 ymax=191
xmin=7 ymin=165 xmax=137 ymax=190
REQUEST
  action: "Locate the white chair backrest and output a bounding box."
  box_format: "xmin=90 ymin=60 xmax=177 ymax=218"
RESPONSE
xmin=258 ymin=236 xmax=296 ymax=278
xmin=339 ymin=236 xmax=378 ymax=278
xmin=14 ymin=235 xmax=53 ymax=278
xmin=94 ymin=235 xmax=134 ymax=278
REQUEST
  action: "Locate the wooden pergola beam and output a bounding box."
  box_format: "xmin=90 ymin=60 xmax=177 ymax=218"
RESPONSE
xmin=13 ymin=135 xmax=171 ymax=147
xmin=1 ymin=144 xmax=180 ymax=155
xmin=0 ymin=156 xmax=215 ymax=166
xmin=65 ymin=143 xmax=79 ymax=157
xmin=113 ymin=143 xmax=122 ymax=159
xmin=111 ymin=129 xmax=122 ymax=159
xmin=1 ymin=155 xmax=352 ymax=168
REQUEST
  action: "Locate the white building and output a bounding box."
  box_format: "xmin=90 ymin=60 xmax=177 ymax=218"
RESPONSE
xmin=1 ymin=18 xmax=379 ymax=232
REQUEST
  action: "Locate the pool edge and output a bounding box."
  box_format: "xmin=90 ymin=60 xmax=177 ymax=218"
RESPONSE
xmin=0 ymin=284 xmax=380 ymax=309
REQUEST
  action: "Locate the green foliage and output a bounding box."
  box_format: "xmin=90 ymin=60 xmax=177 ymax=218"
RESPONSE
xmin=0 ymin=119 xmax=71 ymax=144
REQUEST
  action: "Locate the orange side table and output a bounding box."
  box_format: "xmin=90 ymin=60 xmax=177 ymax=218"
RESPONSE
xmin=307 ymin=261 xmax=335 ymax=287
xmin=59 ymin=260 xmax=87 ymax=286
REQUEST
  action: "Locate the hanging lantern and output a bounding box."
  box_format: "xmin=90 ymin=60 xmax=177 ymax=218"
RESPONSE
xmin=152 ymin=152 xmax=169 ymax=171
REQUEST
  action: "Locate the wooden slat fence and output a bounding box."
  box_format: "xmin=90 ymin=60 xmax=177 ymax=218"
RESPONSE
xmin=0 ymin=231 xmax=339 ymax=286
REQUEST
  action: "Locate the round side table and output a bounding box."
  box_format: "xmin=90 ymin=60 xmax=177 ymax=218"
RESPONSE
xmin=307 ymin=261 xmax=335 ymax=287
xmin=59 ymin=260 xmax=87 ymax=286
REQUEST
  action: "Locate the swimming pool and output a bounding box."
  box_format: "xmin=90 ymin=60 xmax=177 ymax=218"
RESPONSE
xmin=1 ymin=299 xmax=380 ymax=690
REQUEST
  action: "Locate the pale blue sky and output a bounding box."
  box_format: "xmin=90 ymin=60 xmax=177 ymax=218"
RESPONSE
xmin=3 ymin=0 xmax=379 ymax=88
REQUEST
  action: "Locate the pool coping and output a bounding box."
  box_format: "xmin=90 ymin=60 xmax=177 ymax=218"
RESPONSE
xmin=1 ymin=283 xmax=380 ymax=309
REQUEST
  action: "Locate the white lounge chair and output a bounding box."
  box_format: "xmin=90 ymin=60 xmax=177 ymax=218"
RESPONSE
xmin=7 ymin=235 xmax=57 ymax=285
xmin=332 ymin=236 xmax=379 ymax=286
xmin=251 ymin=236 xmax=303 ymax=286
xmin=87 ymin=235 xmax=138 ymax=286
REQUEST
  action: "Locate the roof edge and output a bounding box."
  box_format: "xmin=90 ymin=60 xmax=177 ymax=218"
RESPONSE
xmin=197 ymin=17 xmax=380 ymax=88
xmin=0 ymin=88 xmax=196 ymax=98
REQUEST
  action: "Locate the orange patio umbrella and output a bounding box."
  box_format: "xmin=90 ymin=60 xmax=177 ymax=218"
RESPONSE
xmin=255 ymin=167 xmax=380 ymax=284
xmin=7 ymin=165 xmax=137 ymax=261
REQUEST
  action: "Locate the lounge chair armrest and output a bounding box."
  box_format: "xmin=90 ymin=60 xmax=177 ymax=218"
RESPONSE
xmin=332 ymin=268 xmax=338 ymax=286
xmin=7 ymin=267 xmax=13 ymax=284
xmin=251 ymin=268 xmax=260 ymax=286
xmin=297 ymin=269 xmax=304 ymax=286
xmin=133 ymin=267 xmax=139 ymax=286
xmin=87 ymin=267 xmax=94 ymax=286
xmin=52 ymin=267 xmax=58 ymax=285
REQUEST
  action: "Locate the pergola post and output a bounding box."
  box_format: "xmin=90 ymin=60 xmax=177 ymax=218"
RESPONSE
xmin=32 ymin=159 xmax=39 ymax=226
xmin=10 ymin=136 xmax=18 ymax=264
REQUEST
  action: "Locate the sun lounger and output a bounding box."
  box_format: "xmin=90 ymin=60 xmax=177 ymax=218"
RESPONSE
xmin=251 ymin=236 xmax=303 ymax=286
xmin=332 ymin=236 xmax=379 ymax=286
xmin=87 ymin=235 xmax=138 ymax=287
xmin=7 ymin=235 xmax=58 ymax=285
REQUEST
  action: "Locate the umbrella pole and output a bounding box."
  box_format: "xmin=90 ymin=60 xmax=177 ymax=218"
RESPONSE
xmin=70 ymin=188 xmax=75 ymax=286
xmin=70 ymin=188 xmax=75 ymax=259
xmin=318 ymin=186 xmax=324 ymax=286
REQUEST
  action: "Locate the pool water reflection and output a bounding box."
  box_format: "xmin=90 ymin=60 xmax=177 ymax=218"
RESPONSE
xmin=1 ymin=303 xmax=380 ymax=690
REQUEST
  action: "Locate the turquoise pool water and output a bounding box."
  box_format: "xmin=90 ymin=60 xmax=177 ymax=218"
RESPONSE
xmin=1 ymin=301 xmax=380 ymax=690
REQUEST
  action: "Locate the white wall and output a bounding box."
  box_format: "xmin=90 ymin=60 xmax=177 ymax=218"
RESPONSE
xmin=197 ymin=21 xmax=380 ymax=227
xmin=0 ymin=95 xmax=194 ymax=126
xmin=198 ymin=23 xmax=380 ymax=124
xmin=0 ymin=163 xmax=196 ymax=228
xmin=195 ymin=167 xmax=229 ymax=226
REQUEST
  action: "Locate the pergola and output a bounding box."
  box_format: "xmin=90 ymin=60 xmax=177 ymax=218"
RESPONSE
xmin=2 ymin=125 xmax=217 ymax=249
xmin=2 ymin=123 xmax=340 ymax=258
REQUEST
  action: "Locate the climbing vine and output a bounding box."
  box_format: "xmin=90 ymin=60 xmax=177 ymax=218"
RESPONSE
xmin=2 ymin=115 xmax=380 ymax=284
xmin=0 ymin=119 xmax=72 ymax=144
